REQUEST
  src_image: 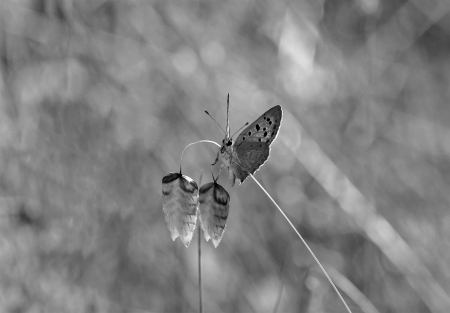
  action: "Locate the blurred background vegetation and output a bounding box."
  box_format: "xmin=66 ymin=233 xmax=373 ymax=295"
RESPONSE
xmin=0 ymin=0 xmax=449 ymax=312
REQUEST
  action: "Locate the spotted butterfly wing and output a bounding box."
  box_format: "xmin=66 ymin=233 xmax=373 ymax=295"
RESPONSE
xmin=230 ymin=105 xmax=282 ymax=184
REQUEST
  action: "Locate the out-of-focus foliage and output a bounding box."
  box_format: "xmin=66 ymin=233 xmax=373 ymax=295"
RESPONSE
xmin=0 ymin=0 xmax=449 ymax=312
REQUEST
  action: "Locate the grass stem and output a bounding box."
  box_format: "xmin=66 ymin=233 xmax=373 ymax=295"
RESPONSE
xmin=198 ymin=226 xmax=203 ymax=313
xmin=249 ymin=173 xmax=353 ymax=313
xmin=198 ymin=170 xmax=204 ymax=313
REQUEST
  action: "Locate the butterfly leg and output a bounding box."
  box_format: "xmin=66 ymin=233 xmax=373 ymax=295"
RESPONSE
xmin=211 ymin=150 xmax=220 ymax=166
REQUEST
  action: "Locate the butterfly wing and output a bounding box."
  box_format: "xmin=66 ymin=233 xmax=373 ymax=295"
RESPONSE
xmin=228 ymin=159 xmax=246 ymax=186
xmin=231 ymin=143 xmax=270 ymax=183
xmin=234 ymin=105 xmax=282 ymax=148
xmin=232 ymin=105 xmax=282 ymax=184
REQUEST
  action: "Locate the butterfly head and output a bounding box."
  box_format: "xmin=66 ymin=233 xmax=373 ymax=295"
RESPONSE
xmin=220 ymin=137 xmax=232 ymax=153
xmin=223 ymin=138 xmax=232 ymax=146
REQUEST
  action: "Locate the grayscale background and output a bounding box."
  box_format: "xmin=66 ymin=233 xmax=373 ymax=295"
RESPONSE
xmin=0 ymin=0 xmax=449 ymax=312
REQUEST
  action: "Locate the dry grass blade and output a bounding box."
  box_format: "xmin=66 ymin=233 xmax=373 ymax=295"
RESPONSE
xmin=162 ymin=172 xmax=198 ymax=247
xmin=293 ymin=125 xmax=450 ymax=313
xmin=198 ymin=180 xmax=230 ymax=248
xmin=248 ymin=173 xmax=353 ymax=313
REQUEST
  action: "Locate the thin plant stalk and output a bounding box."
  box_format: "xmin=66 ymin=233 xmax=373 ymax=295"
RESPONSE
xmin=248 ymin=173 xmax=352 ymax=313
xmin=198 ymin=223 xmax=203 ymax=313
xmin=197 ymin=170 xmax=204 ymax=313
xmin=184 ymin=140 xmax=352 ymax=312
xmin=180 ymin=140 xmax=219 ymax=171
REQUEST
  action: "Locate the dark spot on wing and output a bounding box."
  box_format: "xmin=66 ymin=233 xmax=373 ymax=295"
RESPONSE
xmin=256 ymin=124 xmax=260 ymax=131
xmin=269 ymin=121 xmax=272 ymax=125
xmin=264 ymin=131 xmax=267 ymax=137
xmin=248 ymin=131 xmax=252 ymax=136
xmin=263 ymin=127 xmax=266 ymax=131
xmin=263 ymin=116 xmax=266 ymax=120
xmin=258 ymin=138 xmax=261 ymax=142
xmin=243 ymin=136 xmax=246 ymax=140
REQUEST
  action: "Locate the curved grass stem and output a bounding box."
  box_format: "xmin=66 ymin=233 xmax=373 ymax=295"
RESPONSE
xmin=180 ymin=140 xmax=220 ymax=172
xmin=248 ymin=173 xmax=353 ymax=313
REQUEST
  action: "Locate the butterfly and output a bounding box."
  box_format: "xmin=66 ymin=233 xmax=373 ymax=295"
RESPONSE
xmin=210 ymin=94 xmax=282 ymax=186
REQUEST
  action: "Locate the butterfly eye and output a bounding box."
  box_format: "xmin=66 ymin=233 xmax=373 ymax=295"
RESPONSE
xmin=226 ymin=140 xmax=232 ymax=146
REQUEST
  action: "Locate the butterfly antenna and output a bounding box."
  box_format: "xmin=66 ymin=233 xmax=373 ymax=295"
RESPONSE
xmin=231 ymin=122 xmax=249 ymax=139
xmin=226 ymin=93 xmax=230 ymax=137
xmin=204 ymin=110 xmax=226 ymax=135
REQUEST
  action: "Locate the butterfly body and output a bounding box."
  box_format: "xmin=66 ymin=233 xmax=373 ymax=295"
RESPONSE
xmin=218 ymin=142 xmax=247 ymax=186
xmin=215 ymin=101 xmax=282 ymax=186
